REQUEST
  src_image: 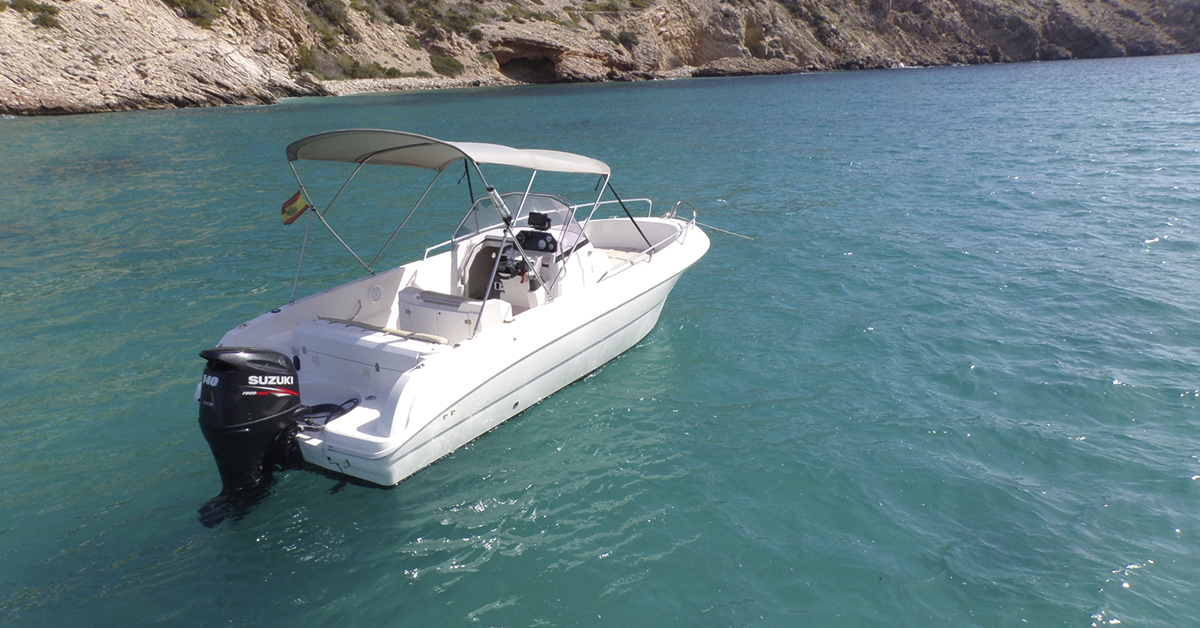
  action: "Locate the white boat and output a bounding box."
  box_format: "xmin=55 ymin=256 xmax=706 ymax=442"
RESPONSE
xmin=196 ymin=129 xmax=709 ymax=519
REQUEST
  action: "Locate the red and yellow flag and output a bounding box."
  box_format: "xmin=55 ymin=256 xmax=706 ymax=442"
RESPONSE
xmin=281 ymin=190 xmax=310 ymax=225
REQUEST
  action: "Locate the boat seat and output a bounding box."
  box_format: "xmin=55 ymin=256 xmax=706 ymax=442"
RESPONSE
xmin=291 ymin=318 xmax=439 ymax=404
xmin=599 ymin=247 xmax=646 ymax=266
xmin=397 ymin=287 xmax=511 ymax=344
xmin=317 ymin=317 xmax=448 ymax=345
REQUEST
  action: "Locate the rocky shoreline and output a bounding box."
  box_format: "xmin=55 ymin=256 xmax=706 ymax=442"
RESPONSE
xmin=2 ymin=0 xmax=1197 ymax=116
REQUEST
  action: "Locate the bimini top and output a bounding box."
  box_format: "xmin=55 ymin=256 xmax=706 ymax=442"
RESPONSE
xmin=286 ymin=129 xmax=610 ymax=177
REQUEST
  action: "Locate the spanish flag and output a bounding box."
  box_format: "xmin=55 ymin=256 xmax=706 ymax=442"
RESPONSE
xmin=281 ymin=190 xmax=310 ymax=225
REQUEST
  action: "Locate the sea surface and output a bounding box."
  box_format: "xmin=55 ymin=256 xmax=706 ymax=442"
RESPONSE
xmin=2 ymin=54 xmax=1199 ymax=627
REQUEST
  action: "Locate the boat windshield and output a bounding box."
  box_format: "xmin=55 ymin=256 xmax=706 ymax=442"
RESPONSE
xmin=454 ymin=192 xmax=584 ymax=246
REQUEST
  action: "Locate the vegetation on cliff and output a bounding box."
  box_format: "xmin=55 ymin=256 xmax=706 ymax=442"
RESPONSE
xmin=2 ymin=0 xmax=62 ymax=28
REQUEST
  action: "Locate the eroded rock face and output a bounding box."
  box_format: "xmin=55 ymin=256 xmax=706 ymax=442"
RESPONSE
xmin=485 ymin=25 xmax=635 ymax=82
xmin=1 ymin=0 xmax=1196 ymax=114
xmin=0 ymin=0 xmax=327 ymax=114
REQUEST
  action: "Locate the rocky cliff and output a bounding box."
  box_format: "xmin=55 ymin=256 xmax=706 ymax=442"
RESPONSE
xmin=1 ymin=0 xmax=1196 ymax=114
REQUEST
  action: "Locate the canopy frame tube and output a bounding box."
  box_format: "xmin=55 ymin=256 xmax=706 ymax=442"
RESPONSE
xmin=282 ymin=130 xmax=665 ymax=334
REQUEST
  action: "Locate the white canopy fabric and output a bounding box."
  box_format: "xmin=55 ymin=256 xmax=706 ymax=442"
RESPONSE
xmin=286 ymin=129 xmax=611 ymax=176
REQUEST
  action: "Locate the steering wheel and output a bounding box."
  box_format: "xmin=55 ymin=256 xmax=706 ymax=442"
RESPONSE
xmin=496 ymin=246 xmax=528 ymax=279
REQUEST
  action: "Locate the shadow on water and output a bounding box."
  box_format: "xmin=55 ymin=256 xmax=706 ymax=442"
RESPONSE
xmin=197 ymin=483 xmax=275 ymax=528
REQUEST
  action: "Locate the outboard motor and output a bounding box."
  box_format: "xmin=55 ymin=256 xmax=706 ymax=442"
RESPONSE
xmin=197 ymin=348 xmax=306 ymax=525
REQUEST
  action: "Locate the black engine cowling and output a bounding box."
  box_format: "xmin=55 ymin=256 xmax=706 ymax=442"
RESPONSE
xmin=197 ymin=348 xmax=305 ymax=504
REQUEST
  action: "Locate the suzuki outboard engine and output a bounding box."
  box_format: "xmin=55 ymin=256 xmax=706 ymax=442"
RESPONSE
xmin=197 ymin=348 xmax=306 ymax=523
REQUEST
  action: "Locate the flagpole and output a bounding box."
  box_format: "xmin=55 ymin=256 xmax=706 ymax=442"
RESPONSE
xmin=289 ymin=164 xmax=314 ymax=304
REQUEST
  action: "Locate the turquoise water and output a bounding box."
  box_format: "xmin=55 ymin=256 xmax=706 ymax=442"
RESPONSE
xmin=3 ymin=54 xmax=1200 ymax=626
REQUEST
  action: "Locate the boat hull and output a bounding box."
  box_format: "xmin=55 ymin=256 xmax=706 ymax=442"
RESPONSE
xmin=196 ymin=129 xmax=712 ymax=520
xmin=204 ymin=213 xmax=708 ymax=492
xmin=299 ymin=257 xmax=692 ymax=486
